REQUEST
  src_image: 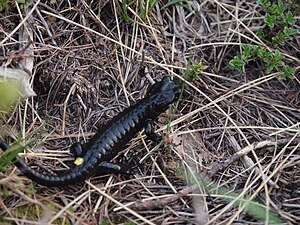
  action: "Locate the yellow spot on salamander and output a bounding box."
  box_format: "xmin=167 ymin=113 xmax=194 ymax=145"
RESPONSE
xmin=74 ymin=157 xmax=84 ymax=166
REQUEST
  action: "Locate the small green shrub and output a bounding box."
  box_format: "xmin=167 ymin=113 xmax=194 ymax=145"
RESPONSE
xmin=229 ymin=45 xmax=295 ymax=80
xmin=229 ymin=0 xmax=297 ymax=80
xmin=257 ymin=0 xmax=297 ymax=46
xmin=185 ymin=62 xmax=206 ymax=81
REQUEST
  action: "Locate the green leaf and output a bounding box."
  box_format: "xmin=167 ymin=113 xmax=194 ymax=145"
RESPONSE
xmin=256 ymin=0 xmax=270 ymax=7
xmin=187 ymin=170 xmax=283 ymax=224
xmin=267 ymin=4 xmax=276 ymax=14
xmin=185 ymin=63 xmax=206 ymax=81
xmin=283 ymin=27 xmax=297 ymax=38
xmin=284 ymin=11 xmax=296 ymax=25
xmin=264 ymin=13 xmax=276 ymax=28
xmin=278 ymin=70 xmax=294 ymax=80
xmin=276 ymin=0 xmax=286 ymax=15
xmin=273 ymin=49 xmax=282 ymax=62
xmin=182 ymin=0 xmax=194 ymax=13
xmin=0 ymin=141 xmax=26 ymax=171
xmin=0 ymin=0 xmax=8 ymax=11
xmin=121 ymin=0 xmax=133 ymax=22
xmin=162 ymin=0 xmax=194 ymax=13
xmin=251 ymin=45 xmax=262 ymax=54
xmin=257 ymin=28 xmax=264 ymax=39
xmin=139 ymin=0 xmax=146 ymax=20
xmin=162 ymin=0 xmax=182 ymax=9
xmin=229 ymin=55 xmax=245 ymax=71
xmin=242 ymin=45 xmax=252 ymax=59
xmin=273 ymin=32 xmax=286 ymax=45
xmin=283 ymin=66 xmax=295 ymax=77
xmin=266 ymin=64 xmax=275 ymax=73
xmin=0 ymin=128 xmax=44 ymax=171
xmin=256 ymin=47 xmax=270 ymax=60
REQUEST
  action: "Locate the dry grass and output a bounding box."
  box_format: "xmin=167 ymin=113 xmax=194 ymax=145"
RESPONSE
xmin=0 ymin=0 xmax=300 ymax=224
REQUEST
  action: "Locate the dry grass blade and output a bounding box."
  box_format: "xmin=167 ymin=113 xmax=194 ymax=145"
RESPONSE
xmin=86 ymin=181 xmax=156 ymax=225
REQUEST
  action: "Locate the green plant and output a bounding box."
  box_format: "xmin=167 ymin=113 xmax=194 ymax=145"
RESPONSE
xmin=162 ymin=0 xmax=195 ymax=13
xmin=0 ymin=0 xmax=8 ymax=11
xmin=229 ymin=0 xmax=297 ymax=80
xmin=257 ymin=0 xmax=297 ymax=46
xmin=0 ymin=124 xmax=44 ymax=172
xmin=164 ymin=63 xmax=203 ymax=134
xmin=184 ymin=169 xmax=283 ymax=224
xmin=139 ymin=0 xmax=157 ymax=20
xmin=0 ymin=135 xmax=38 ymax=172
xmin=229 ymin=45 xmax=295 ymax=80
xmin=118 ymin=0 xmax=158 ymax=22
xmin=185 ymin=62 xmax=206 ymax=81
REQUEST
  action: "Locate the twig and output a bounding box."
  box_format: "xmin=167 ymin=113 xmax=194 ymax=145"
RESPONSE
xmin=86 ymin=181 xmax=156 ymax=225
xmin=208 ymin=138 xmax=295 ymax=181
xmin=128 ymin=138 xmax=297 ymax=211
xmin=128 ymin=184 xmax=198 ymax=211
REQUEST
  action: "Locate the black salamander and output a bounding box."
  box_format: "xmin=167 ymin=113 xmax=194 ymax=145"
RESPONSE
xmin=0 ymin=77 xmax=180 ymax=186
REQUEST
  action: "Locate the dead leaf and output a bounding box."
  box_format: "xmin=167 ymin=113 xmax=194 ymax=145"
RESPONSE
xmin=0 ymin=67 xmax=36 ymax=98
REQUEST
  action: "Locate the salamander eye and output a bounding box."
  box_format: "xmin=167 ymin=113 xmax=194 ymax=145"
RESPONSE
xmin=147 ymin=82 xmax=160 ymax=96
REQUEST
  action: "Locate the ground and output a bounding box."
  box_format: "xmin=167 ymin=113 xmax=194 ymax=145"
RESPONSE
xmin=0 ymin=0 xmax=300 ymax=224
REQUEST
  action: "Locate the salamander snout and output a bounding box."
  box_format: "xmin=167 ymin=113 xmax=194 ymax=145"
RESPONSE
xmin=149 ymin=77 xmax=180 ymax=109
xmin=160 ymin=77 xmax=180 ymax=100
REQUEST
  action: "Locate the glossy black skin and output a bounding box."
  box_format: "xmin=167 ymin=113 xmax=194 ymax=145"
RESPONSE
xmin=0 ymin=77 xmax=180 ymax=186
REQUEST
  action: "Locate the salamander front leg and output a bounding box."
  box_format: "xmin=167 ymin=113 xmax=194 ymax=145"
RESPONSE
xmin=144 ymin=119 xmax=162 ymax=142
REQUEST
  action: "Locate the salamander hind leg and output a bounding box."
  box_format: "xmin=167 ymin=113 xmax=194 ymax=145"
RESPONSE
xmin=95 ymin=161 xmax=133 ymax=175
xmin=70 ymin=142 xmax=86 ymax=166
xmin=70 ymin=142 xmax=84 ymax=158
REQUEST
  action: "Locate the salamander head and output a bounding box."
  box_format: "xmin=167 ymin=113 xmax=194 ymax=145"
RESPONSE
xmin=147 ymin=76 xmax=180 ymax=110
